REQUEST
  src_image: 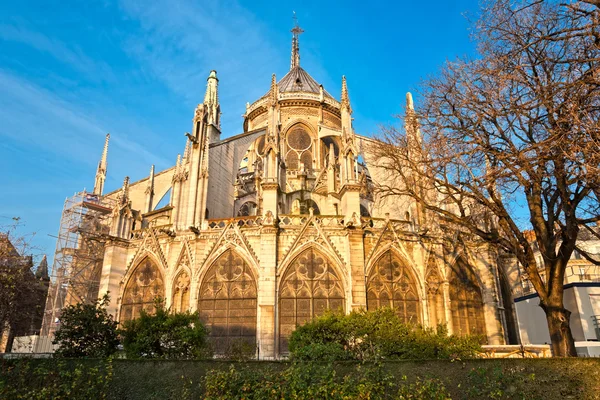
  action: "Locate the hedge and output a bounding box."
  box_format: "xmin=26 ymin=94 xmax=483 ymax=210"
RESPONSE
xmin=1 ymin=358 xmax=599 ymax=399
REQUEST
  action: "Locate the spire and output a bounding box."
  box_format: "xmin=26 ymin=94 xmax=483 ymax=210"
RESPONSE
xmin=117 ymin=176 xmax=130 ymax=206
xmin=204 ymin=70 xmax=219 ymax=104
xmin=341 ymin=76 xmax=351 ymax=111
xmin=405 ymin=92 xmax=422 ymax=146
xmin=269 ymin=73 xmax=278 ymax=105
xmin=183 ymin=138 xmax=191 ymax=162
xmin=145 ymin=165 xmax=155 ymax=195
xmin=35 ymin=255 xmax=49 ymax=280
xmin=203 ymin=70 xmax=220 ymax=129
xmin=406 ymin=92 xmax=414 ymax=111
xmin=93 ymin=133 xmax=110 ymax=195
xmin=290 ymin=12 xmax=304 ymax=70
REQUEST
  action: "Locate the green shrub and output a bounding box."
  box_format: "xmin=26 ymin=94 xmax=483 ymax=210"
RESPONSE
xmin=53 ymin=294 xmax=119 ymax=358
xmin=397 ymin=376 xmax=451 ymax=400
xmin=289 ymin=308 xmax=481 ymax=361
xmin=121 ymin=304 xmax=211 ymax=359
xmin=466 ymin=365 xmax=536 ymax=399
xmin=0 ymin=358 xmax=113 ymax=399
xmin=203 ymin=362 xmax=449 ymax=399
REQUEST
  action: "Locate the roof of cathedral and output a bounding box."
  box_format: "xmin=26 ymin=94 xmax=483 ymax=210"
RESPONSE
xmin=276 ymin=66 xmax=333 ymax=98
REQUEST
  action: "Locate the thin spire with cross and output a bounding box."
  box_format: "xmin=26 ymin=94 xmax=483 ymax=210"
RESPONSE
xmin=290 ymin=11 xmax=304 ymax=70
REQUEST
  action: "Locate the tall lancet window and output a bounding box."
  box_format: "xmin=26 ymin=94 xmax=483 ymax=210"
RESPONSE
xmin=449 ymin=257 xmax=486 ymax=338
xmin=366 ymin=250 xmax=421 ymax=324
xmin=120 ymin=257 xmax=164 ymax=322
xmin=172 ymin=271 xmax=190 ymax=313
xmin=198 ymin=250 xmax=257 ymax=354
xmin=279 ymin=248 xmax=344 ymax=354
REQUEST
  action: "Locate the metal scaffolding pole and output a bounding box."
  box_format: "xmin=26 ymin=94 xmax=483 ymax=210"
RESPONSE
xmin=40 ymin=191 xmax=114 ymax=339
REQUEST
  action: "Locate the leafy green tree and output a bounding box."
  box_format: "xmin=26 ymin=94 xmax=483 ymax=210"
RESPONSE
xmin=289 ymin=308 xmax=481 ymax=361
xmin=53 ymin=294 xmax=119 ymax=358
xmin=121 ymin=303 xmax=210 ymax=359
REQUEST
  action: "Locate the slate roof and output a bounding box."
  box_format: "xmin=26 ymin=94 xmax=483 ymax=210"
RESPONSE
xmin=261 ymin=66 xmax=334 ymax=100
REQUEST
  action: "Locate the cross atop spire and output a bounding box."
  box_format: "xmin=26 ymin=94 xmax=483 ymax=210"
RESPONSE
xmin=290 ymin=11 xmax=304 ymax=70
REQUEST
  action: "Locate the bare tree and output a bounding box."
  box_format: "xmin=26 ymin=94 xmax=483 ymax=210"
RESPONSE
xmin=371 ymin=0 xmax=600 ymax=356
xmin=0 ymin=218 xmax=48 ymax=352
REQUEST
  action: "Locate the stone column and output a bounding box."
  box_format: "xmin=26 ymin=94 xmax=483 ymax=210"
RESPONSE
xmin=347 ymin=229 xmax=367 ymax=310
xmin=256 ymin=223 xmax=278 ymax=359
xmin=98 ymin=242 xmax=130 ymax=317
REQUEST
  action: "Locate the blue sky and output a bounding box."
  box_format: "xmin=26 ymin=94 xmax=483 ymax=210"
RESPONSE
xmin=0 ymin=0 xmax=480 ymax=266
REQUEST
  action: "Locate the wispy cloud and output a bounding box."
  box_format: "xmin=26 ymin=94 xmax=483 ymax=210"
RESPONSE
xmin=118 ymin=0 xmax=287 ymax=136
xmin=0 ymin=23 xmax=115 ymax=82
xmin=0 ymin=69 xmax=170 ymax=169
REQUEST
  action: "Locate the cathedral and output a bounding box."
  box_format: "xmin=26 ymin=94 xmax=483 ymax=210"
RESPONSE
xmin=83 ymin=24 xmax=515 ymax=358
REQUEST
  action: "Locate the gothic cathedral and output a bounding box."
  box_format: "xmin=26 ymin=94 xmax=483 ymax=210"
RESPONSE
xmin=87 ymin=24 xmax=514 ymax=358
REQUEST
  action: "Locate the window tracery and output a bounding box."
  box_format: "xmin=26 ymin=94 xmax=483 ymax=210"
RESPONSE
xmin=285 ymin=125 xmax=314 ymax=173
xmin=449 ymin=257 xmax=486 ymax=338
xmin=279 ymin=247 xmax=344 ymax=353
xmin=120 ymin=257 xmax=164 ymax=322
xmin=172 ymin=271 xmax=190 ymax=313
xmin=198 ymin=249 xmax=257 ymax=354
xmin=366 ymin=250 xmax=421 ymax=324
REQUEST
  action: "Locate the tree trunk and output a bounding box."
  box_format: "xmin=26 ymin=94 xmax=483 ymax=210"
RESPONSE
xmin=541 ymin=303 xmax=578 ymax=357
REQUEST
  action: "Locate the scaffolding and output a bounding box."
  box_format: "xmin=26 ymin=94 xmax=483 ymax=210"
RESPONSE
xmin=40 ymin=191 xmax=115 ymax=339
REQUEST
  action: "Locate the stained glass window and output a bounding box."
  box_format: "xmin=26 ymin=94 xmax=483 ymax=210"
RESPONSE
xmin=120 ymin=257 xmax=164 ymax=322
xmin=279 ymin=248 xmax=344 ymax=353
xmin=366 ymin=250 xmax=421 ymax=324
xmin=198 ymin=250 xmax=257 ymax=354
xmin=449 ymin=258 xmax=486 ymax=338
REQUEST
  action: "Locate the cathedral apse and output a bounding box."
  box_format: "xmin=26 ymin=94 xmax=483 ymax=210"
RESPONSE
xmin=55 ymin=20 xmax=515 ymax=359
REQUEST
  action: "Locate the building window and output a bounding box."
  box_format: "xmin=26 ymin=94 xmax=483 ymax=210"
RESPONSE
xmin=449 ymin=257 xmax=486 ymax=338
xmin=279 ymin=248 xmax=344 ymax=353
xmin=198 ymin=250 xmax=257 ymax=354
xmin=120 ymin=257 xmax=164 ymax=322
xmin=237 ymin=201 xmax=258 ymax=217
xmin=366 ymin=250 xmax=421 ymax=324
xmin=285 ymin=125 xmax=313 ymax=172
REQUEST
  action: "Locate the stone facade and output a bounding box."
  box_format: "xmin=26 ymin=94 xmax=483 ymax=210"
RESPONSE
xmin=82 ymin=26 xmax=515 ymax=359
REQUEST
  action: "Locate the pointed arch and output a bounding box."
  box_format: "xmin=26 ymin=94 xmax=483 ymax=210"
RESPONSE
xmin=448 ymin=256 xmax=486 ymax=338
xmin=120 ymin=256 xmax=165 ymax=322
xmin=172 ymin=270 xmax=191 ymax=313
xmin=278 ymin=246 xmax=345 ymax=354
xmin=197 ymin=249 xmax=257 ymax=354
xmin=366 ymin=248 xmax=421 ymax=324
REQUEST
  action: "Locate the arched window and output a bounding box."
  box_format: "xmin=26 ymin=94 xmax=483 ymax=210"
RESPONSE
xmin=237 ymin=201 xmax=258 ymax=217
xmin=366 ymin=250 xmax=421 ymax=324
xmin=306 ymin=199 xmax=320 ymax=215
xmin=449 ymin=257 xmax=486 ymax=338
xmin=198 ymin=250 xmax=257 ymax=354
xmin=172 ymin=271 xmax=190 ymax=313
xmin=279 ymin=248 xmax=344 ymax=353
xmin=120 ymin=257 xmax=164 ymax=322
xmin=425 ymin=257 xmax=445 ymax=328
xmin=360 ymin=204 xmax=370 ymax=217
xmin=286 ymin=125 xmax=313 ymax=172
